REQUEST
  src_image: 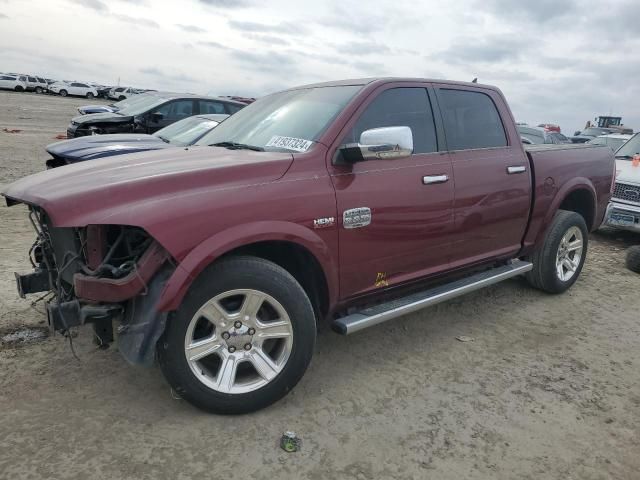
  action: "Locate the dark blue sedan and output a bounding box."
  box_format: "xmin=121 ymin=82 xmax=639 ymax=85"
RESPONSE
xmin=46 ymin=113 xmax=228 ymax=168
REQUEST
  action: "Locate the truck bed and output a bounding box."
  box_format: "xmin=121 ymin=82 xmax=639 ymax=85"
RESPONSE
xmin=522 ymin=142 xmax=614 ymax=251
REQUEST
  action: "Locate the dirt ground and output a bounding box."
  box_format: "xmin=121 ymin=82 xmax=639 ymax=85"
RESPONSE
xmin=1 ymin=91 xmax=639 ymax=480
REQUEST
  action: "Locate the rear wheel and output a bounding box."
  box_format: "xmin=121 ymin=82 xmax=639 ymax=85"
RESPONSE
xmin=86 ymin=92 xmax=94 ymax=99
xmin=158 ymin=256 xmax=316 ymax=414
xmin=59 ymin=89 xmax=68 ymax=97
xmin=526 ymin=210 xmax=588 ymax=293
xmin=14 ymin=85 xmax=24 ymax=92
xmin=626 ymin=246 xmax=640 ymax=274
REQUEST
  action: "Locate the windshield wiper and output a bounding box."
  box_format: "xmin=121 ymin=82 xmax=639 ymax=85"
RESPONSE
xmin=157 ymin=135 xmax=170 ymax=144
xmin=210 ymin=141 xmax=264 ymax=151
xmin=615 ymin=154 xmax=634 ymax=159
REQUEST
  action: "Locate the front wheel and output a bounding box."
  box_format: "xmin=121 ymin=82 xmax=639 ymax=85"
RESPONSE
xmin=35 ymin=86 xmax=43 ymax=94
xmin=59 ymin=89 xmax=68 ymax=97
xmin=118 ymin=95 xmax=126 ymax=100
xmin=526 ymin=210 xmax=588 ymax=293
xmin=158 ymin=256 xmax=316 ymax=414
xmin=86 ymin=92 xmax=94 ymax=99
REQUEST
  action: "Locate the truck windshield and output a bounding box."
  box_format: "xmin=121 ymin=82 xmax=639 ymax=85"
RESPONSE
xmin=615 ymin=133 xmax=640 ymax=158
xmin=195 ymin=85 xmax=362 ymax=152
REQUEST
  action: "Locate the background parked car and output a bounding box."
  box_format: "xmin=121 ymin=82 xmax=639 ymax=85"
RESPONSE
xmin=518 ymin=125 xmax=571 ymax=144
xmin=604 ymin=132 xmax=640 ymax=233
xmin=0 ymin=74 xmax=27 ymax=91
xmin=66 ymin=92 xmax=245 ymax=137
xmin=46 ymin=113 xmax=228 ymax=167
xmin=77 ymin=93 xmax=154 ymax=115
xmin=49 ymin=82 xmax=99 ymax=98
xmin=107 ymin=86 xmax=140 ymax=101
xmin=16 ymin=75 xmax=49 ymax=93
xmin=570 ymin=127 xmax=617 ymax=143
xmin=89 ymin=84 xmax=113 ymax=99
xmin=587 ymin=133 xmax=633 ymax=151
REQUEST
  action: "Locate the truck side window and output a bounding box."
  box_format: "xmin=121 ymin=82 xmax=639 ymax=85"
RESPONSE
xmin=343 ymin=88 xmax=437 ymax=154
xmin=438 ymin=89 xmax=507 ymax=150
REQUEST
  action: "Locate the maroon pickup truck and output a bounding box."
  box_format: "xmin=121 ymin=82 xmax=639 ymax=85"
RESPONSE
xmin=3 ymin=78 xmax=615 ymax=414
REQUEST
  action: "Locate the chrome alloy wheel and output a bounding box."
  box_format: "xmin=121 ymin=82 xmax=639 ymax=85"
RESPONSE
xmin=555 ymin=226 xmax=584 ymax=282
xmin=184 ymin=289 xmax=293 ymax=394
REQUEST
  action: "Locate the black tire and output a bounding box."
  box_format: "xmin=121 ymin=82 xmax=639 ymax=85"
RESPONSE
xmin=35 ymin=87 xmax=43 ymax=94
xmin=118 ymin=95 xmax=126 ymax=100
xmin=59 ymin=89 xmax=68 ymax=97
xmin=157 ymin=256 xmax=316 ymax=414
xmin=626 ymin=246 xmax=640 ymax=274
xmin=86 ymin=92 xmax=94 ymax=99
xmin=525 ymin=210 xmax=588 ymax=293
xmin=14 ymin=85 xmax=24 ymax=92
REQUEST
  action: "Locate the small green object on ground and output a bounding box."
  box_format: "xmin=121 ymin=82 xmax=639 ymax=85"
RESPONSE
xmin=280 ymin=431 xmax=301 ymax=452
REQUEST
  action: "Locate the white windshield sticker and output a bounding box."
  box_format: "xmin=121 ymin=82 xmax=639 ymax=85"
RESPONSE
xmin=266 ymin=135 xmax=313 ymax=152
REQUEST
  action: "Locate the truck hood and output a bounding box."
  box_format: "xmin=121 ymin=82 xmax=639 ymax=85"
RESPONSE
xmin=71 ymin=112 xmax=134 ymax=125
xmin=46 ymin=133 xmax=168 ymax=162
xmin=3 ymin=146 xmax=294 ymax=227
xmin=616 ymin=159 xmax=640 ymax=185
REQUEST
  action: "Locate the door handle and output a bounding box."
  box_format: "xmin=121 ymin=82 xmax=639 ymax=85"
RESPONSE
xmin=507 ymin=165 xmax=527 ymax=174
xmin=422 ymin=174 xmax=449 ymax=185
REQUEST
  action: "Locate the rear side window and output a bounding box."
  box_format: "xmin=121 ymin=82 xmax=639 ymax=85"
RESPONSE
xmin=438 ymin=89 xmax=507 ymax=150
xmin=342 ymin=87 xmax=438 ymax=154
xmin=225 ymin=103 xmax=244 ymax=114
xmin=199 ymin=100 xmax=225 ymax=114
xmin=28 ymin=76 xmax=37 ymax=82
xmin=155 ymin=100 xmax=194 ymax=119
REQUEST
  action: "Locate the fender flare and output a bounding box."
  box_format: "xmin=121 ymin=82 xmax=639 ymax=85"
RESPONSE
xmin=534 ymin=177 xmax=597 ymax=246
xmin=156 ymin=221 xmax=339 ymax=312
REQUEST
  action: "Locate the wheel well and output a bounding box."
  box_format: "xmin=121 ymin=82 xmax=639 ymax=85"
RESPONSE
xmin=559 ymin=189 xmax=595 ymax=230
xmin=220 ymin=241 xmax=330 ymax=321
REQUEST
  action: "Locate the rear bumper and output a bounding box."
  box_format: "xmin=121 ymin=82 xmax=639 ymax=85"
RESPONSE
xmin=605 ymin=201 xmax=640 ymax=232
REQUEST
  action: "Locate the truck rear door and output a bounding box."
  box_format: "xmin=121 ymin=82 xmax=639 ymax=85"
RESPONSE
xmin=328 ymin=84 xmax=455 ymax=299
xmin=432 ymin=85 xmax=531 ymax=268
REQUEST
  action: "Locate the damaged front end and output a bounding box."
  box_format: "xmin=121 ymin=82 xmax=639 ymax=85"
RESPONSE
xmin=16 ymin=206 xmax=175 ymax=365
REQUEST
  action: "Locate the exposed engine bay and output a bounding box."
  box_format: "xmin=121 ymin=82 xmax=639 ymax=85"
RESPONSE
xmin=15 ymin=206 xmax=175 ymax=365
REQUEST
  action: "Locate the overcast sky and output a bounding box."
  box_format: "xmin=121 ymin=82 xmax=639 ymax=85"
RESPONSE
xmin=1 ymin=0 xmax=639 ymax=133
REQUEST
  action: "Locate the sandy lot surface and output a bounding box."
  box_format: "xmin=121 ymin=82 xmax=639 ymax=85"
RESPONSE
xmin=1 ymin=91 xmax=639 ymax=480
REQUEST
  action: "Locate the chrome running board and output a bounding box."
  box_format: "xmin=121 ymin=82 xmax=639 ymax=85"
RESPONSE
xmin=332 ymin=260 xmax=532 ymax=335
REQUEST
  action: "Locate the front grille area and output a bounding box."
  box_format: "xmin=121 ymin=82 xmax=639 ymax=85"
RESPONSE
xmin=612 ymin=182 xmax=640 ymax=204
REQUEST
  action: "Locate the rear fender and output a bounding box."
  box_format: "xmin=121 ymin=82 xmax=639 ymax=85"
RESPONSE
xmin=523 ymin=177 xmax=596 ymax=254
xmin=156 ymin=221 xmax=339 ymax=312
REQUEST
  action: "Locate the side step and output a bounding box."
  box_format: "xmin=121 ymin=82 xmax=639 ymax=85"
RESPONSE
xmin=332 ymin=260 xmax=532 ymax=335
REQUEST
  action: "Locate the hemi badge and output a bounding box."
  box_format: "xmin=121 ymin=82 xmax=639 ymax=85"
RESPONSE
xmin=313 ymin=217 xmax=335 ymax=229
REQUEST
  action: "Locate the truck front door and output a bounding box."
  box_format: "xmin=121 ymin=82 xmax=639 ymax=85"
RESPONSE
xmin=328 ymin=85 xmax=455 ymax=300
xmin=433 ymin=85 xmax=531 ymax=268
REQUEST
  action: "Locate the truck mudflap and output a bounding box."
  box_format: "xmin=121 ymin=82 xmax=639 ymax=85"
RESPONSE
xmin=117 ymin=266 xmax=173 ymax=366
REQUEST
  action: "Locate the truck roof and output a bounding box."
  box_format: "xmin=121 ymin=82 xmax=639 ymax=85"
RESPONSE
xmin=288 ymin=77 xmax=500 ymax=92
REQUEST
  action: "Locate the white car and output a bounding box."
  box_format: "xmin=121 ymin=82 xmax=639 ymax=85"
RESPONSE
xmin=108 ymin=86 xmax=139 ymax=101
xmin=0 ymin=74 xmax=27 ymax=92
xmin=605 ymin=133 xmax=640 ymax=233
xmin=16 ymin=74 xmax=49 ymax=94
xmin=49 ymin=82 xmax=99 ymax=98
xmin=587 ymin=133 xmax=634 ymax=152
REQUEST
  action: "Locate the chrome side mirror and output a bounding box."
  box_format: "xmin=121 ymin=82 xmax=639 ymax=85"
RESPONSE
xmin=338 ymin=126 xmax=413 ymax=163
